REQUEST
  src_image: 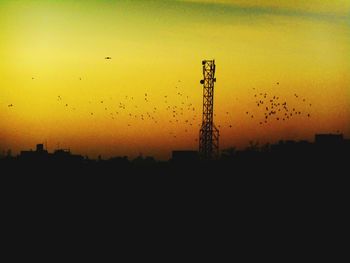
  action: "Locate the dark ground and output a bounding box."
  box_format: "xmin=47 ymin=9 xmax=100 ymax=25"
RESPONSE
xmin=1 ymin=149 xmax=348 ymax=259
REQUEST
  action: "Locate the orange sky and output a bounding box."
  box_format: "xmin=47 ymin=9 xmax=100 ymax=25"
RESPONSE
xmin=1 ymin=0 xmax=349 ymax=159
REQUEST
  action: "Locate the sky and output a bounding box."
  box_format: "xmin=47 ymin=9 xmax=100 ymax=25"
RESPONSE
xmin=1 ymin=0 xmax=349 ymax=159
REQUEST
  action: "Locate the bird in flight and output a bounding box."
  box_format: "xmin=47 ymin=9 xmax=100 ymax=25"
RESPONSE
xmin=105 ymin=57 xmax=112 ymax=60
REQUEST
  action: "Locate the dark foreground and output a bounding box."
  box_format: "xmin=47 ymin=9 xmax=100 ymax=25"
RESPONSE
xmin=1 ymin=147 xmax=348 ymax=259
xmin=2 ymin=146 xmax=348 ymax=197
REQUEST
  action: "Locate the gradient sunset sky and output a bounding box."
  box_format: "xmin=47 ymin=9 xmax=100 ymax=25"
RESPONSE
xmin=1 ymin=0 xmax=349 ymax=159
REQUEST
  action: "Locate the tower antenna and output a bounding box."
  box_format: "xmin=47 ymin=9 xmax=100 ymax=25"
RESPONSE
xmin=199 ymin=60 xmax=219 ymax=160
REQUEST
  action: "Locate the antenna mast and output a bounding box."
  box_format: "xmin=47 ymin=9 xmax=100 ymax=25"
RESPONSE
xmin=199 ymin=60 xmax=219 ymax=160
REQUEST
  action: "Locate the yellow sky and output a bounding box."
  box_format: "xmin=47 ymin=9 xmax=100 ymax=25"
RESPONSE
xmin=0 ymin=0 xmax=349 ymax=159
xmin=182 ymin=0 xmax=350 ymax=14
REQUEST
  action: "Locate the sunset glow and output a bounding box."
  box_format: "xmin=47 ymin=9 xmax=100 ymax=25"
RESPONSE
xmin=1 ymin=0 xmax=349 ymax=159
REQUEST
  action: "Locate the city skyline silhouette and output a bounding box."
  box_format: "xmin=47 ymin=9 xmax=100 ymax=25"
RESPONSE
xmin=1 ymin=132 xmax=348 ymax=162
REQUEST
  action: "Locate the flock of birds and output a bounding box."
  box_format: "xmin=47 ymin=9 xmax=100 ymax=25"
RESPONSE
xmin=246 ymin=85 xmax=312 ymax=125
xmin=55 ymin=80 xmax=201 ymax=140
xmin=5 ymin=56 xmax=314 ymax=140
xmin=6 ymin=85 xmax=313 ymax=141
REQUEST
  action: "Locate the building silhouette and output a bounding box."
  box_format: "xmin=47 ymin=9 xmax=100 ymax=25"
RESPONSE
xmin=19 ymin=143 xmax=84 ymax=163
xmin=0 ymin=133 xmax=348 ymax=177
